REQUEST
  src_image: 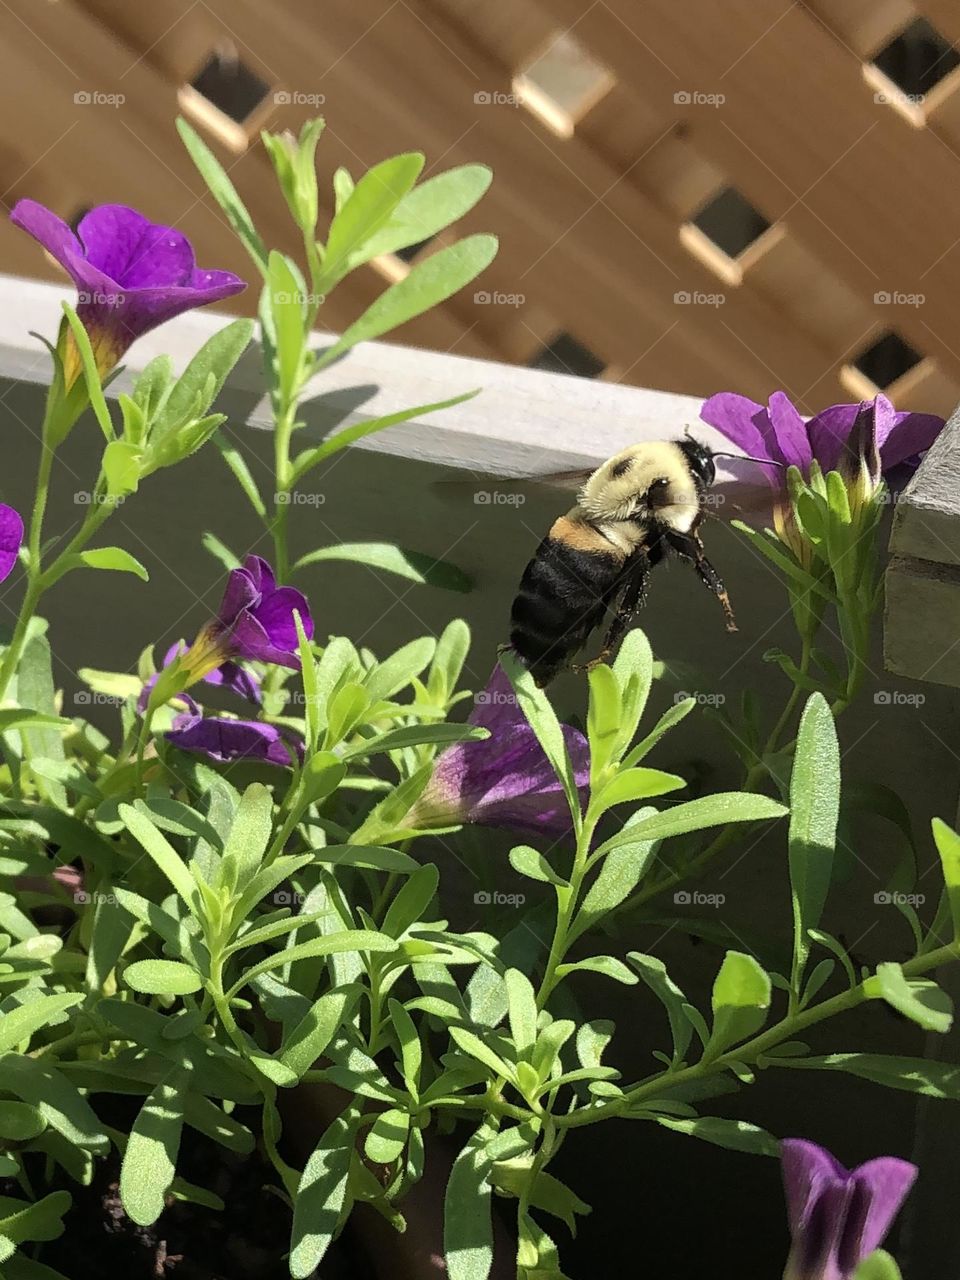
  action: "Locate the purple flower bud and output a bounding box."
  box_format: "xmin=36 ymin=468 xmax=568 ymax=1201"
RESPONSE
xmin=10 ymin=200 xmax=246 ymax=383
xmin=406 ymin=664 xmax=590 ymax=836
xmin=781 ymin=1139 xmax=916 ymax=1280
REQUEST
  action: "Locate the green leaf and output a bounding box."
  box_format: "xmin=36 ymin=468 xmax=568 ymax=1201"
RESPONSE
xmin=119 ymin=803 xmax=200 ymax=915
xmin=505 ymin=968 xmax=538 ymax=1057
xmin=0 ymin=993 xmax=83 ymax=1053
xmin=706 ymin=951 xmax=771 ymax=1058
xmin=214 ymin=434 xmax=266 ymax=518
xmin=0 ymin=1190 xmax=71 ymax=1247
xmin=0 ymin=1101 xmax=46 ymax=1141
xmin=153 ymin=318 xmax=254 ymax=439
xmin=389 ymin=998 xmax=422 ymax=1092
xmin=509 ymin=844 xmax=568 ymax=886
xmin=224 ymin=930 xmax=397 ymax=1000
xmin=591 ymin=767 xmax=685 ymax=815
xmin=268 ymin=250 xmax=306 ymax=403
xmin=101 ymin=438 xmax=141 ymax=496
xmin=221 ymin=781 xmax=273 ymax=893
xmin=339 ymin=722 xmax=486 ymax=760
xmin=576 ymin=1020 xmax=615 ymax=1069
xmin=73 ymin=546 xmax=148 ymax=580
xmin=853 ymin=1252 xmax=903 ymax=1280
xmin=647 ymin=1114 xmax=779 ymax=1155
xmin=555 ymin=955 xmax=638 ymax=985
xmin=291 ymin=391 xmax=480 ymax=484
xmin=872 ymin=962 xmax=953 ymax=1033
xmin=364 ymin=1107 xmax=410 ymax=1163
xmin=587 ymin=663 xmax=623 ymax=783
xmin=932 ymin=817 xmax=960 ymax=940
xmin=628 ymin=954 xmax=694 ymax=1062
xmin=291 ymin=541 xmax=472 ymax=591
xmin=123 ymin=959 xmax=203 ymax=996
xmin=623 ymin=698 xmax=696 ymax=767
xmin=282 ymin=988 xmax=359 ymax=1079
xmin=500 ymin=651 xmax=581 ymax=832
xmin=445 ymin=1125 xmax=496 ymax=1280
xmin=62 ymin=303 xmax=113 ymax=440
xmin=316 ymin=234 xmax=498 ymax=366
xmin=177 ymin=118 xmax=267 ymax=273
xmin=766 ymin=1051 xmax=960 ymax=1098
xmin=320 ymin=152 xmax=425 ymax=289
xmin=201 ymin=530 xmax=241 ymax=571
xmin=290 ymin=1104 xmax=361 ymax=1278
xmin=364 ymin=637 xmax=436 ymax=702
xmin=315 ymin=844 xmax=419 ymax=874
xmin=0 ymin=1055 xmax=108 ymax=1152
xmin=449 ymin=1027 xmax=515 ymax=1081
xmin=594 ymin=793 xmax=787 ymax=858
xmin=573 ymin=807 xmax=659 ymax=939
xmin=382 ymin=863 xmax=439 ymax=939
xmin=361 ymin=163 xmax=492 ymax=262
xmin=788 ymin=693 xmax=840 ymax=995
xmin=120 ymin=1069 xmax=187 ymax=1226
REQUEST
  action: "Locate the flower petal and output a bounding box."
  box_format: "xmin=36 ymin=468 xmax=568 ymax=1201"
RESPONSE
xmin=699 ymin=392 xmax=780 ymax=463
xmin=782 ymin=1139 xmax=848 ymax=1239
xmin=167 ymin=712 xmax=301 ymax=766
xmin=0 ymin=503 xmax=23 ymax=582
xmin=76 ymin=205 xmax=195 ymax=288
xmin=806 ymin=404 xmax=862 ymax=473
xmin=840 ymin=1158 xmax=917 ymax=1268
xmin=878 ymin=410 xmax=945 ymax=471
xmin=252 ymin=584 xmax=314 ymax=650
xmin=767 ymin=391 xmax=813 ymax=471
xmin=218 ymin=563 xmax=260 ymax=627
xmin=10 ymin=199 xmax=81 ymax=274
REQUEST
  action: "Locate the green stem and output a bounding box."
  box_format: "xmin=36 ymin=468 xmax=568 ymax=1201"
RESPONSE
xmin=271 ymin=403 xmax=297 ymax=582
xmin=537 ymin=813 xmax=600 ymax=1009
xmin=555 ymin=942 xmax=960 ymax=1129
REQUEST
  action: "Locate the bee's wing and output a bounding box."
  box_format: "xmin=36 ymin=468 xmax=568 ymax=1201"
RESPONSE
xmin=431 ymin=465 xmax=596 ymax=503
xmin=705 ymin=479 xmax=777 ymax=525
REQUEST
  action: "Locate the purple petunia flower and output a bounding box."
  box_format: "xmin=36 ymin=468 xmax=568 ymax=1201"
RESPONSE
xmin=781 ymin=1139 xmax=917 ymax=1280
xmin=405 ymin=664 xmax=590 ymax=836
xmin=0 ymin=504 xmax=23 ymax=582
xmin=10 ymin=200 xmax=246 ymax=382
xmin=701 ymin=391 xmax=943 ymax=490
xmin=165 ymin=697 xmax=303 ymax=768
xmin=186 ymin=555 xmax=314 ymax=680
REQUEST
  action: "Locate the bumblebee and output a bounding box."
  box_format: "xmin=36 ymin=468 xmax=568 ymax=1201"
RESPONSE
xmin=509 ymin=438 xmax=752 ymax=687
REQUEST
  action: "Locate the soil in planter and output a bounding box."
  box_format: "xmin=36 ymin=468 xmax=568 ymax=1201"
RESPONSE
xmin=29 ymin=1100 xmax=377 ymax=1280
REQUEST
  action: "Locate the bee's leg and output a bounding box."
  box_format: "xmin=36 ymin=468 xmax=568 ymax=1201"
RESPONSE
xmin=665 ymin=531 xmax=738 ymax=633
xmin=572 ymin=552 xmax=652 ymax=672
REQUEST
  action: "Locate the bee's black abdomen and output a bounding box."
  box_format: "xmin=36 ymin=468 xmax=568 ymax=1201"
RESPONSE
xmin=509 ymin=533 xmax=625 ymax=686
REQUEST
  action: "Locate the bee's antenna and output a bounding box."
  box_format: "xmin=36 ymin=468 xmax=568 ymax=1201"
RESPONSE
xmin=682 ymin=427 xmax=785 ymax=470
xmin=711 ymin=451 xmax=786 ymax=469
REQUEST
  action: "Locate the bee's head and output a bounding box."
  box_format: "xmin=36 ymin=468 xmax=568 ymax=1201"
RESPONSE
xmin=677 ymin=437 xmax=716 ymax=490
